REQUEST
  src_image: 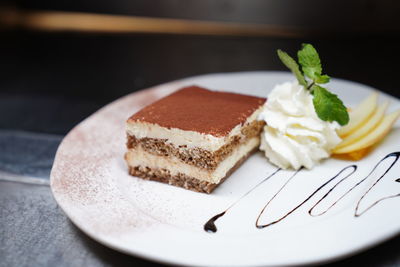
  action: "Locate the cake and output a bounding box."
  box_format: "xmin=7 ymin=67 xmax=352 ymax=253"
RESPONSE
xmin=125 ymin=86 xmax=266 ymax=193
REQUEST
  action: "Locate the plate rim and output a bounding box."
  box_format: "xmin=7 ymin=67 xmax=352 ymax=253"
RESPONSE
xmin=50 ymin=71 xmax=400 ymax=266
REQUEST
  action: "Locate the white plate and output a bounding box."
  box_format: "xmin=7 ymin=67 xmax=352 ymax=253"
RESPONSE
xmin=51 ymin=72 xmax=400 ymax=266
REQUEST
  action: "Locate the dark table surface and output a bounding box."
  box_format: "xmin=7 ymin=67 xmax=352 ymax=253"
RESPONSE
xmin=1 ymin=30 xmax=400 ymax=266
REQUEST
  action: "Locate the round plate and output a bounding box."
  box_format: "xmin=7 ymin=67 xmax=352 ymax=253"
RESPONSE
xmin=51 ymin=72 xmax=400 ymax=266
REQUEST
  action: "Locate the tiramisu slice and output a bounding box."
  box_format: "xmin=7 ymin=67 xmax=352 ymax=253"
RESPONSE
xmin=125 ymin=86 xmax=266 ymax=193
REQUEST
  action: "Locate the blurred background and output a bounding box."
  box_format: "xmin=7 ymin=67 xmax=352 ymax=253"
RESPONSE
xmin=1 ymin=0 xmax=400 ymax=134
xmin=1 ymin=1 xmax=400 ymax=266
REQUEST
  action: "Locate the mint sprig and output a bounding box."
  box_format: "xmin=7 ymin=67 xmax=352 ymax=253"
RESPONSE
xmin=277 ymin=44 xmax=349 ymax=126
xmin=277 ymin=50 xmax=307 ymax=87
xmin=297 ymin=44 xmax=330 ymax=84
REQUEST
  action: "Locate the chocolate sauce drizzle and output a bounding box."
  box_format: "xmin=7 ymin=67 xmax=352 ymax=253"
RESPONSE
xmin=308 ymin=165 xmax=357 ymax=217
xmin=256 ymin=168 xmax=304 ymax=229
xmin=354 ymin=152 xmax=400 ymax=217
xmin=204 ymin=152 xmax=400 ymax=233
xmin=204 ymin=168 xmax=280 ymax=233
xmin=256 ymin=165 xmax=358 ymax=228
xmin=203 ymin=212 xmax=226 ymax=233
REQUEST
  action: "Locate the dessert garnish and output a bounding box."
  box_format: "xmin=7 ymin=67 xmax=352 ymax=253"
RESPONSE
xmin=259 ymin=44 xmax=349 ymax=169
xmin=259 ymin=43 xmax=399 ymax=167
xmin=205 ymin=151 xmax=400 ymax=233
xmin=277 ymin=44 xmax=349 ymax=126
xmin=333 ymin=93 xmax=400 ymax=160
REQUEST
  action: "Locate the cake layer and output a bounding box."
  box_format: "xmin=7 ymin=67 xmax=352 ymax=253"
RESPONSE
xmin=125 ymin=137 xmax=260 ymax=186
xmin=127 ymin=104 xmax=264 ymax=152
xmin=128 ymin=166 xmax=219 ymax=193
xmin=127 ymin=120 xmax=265 ymax=170
xmin=128 ymin=86 xmax=266 ymax=138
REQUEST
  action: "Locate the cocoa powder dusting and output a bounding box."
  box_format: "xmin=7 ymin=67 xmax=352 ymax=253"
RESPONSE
xmin=128 ymin=86 xmax=266 ymax=137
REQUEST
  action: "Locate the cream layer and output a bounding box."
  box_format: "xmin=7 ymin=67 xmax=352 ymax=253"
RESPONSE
xmin=126 ymin=137 xmax=259 ymax=184
xmin=126 ymin=107 xmax=263 ymax=152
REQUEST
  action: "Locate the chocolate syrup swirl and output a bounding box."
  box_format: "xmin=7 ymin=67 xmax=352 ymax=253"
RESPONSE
xmin=256 ymin=165 xmax=358 ymax=228
xmin=354 ymin=152 xmax=400 ymax=217
xmin=256 ymin=168 xmax=303 ymax=229
xmin=308 ymin=165 xmax=357 ymax=217
xmin=204 ymin=212 xmax=226 ymax=233
xmin=204 ymin=152 xmax=400 ymax=233
xmin=204 ymin=168 xmax=280 ymax=233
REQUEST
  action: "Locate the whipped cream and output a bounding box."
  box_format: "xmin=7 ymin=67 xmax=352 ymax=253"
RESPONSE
xmin=258 ymin=81 xmax=342 ymax=170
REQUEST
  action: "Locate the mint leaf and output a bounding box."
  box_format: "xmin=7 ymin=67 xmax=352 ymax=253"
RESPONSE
xmin=314 ymin=73 xmax=330 ymax=84
xmin=312 ymin=85 xmax=349 ymax=126
xmin=276 ymin=44 xmax=349 ymax=126
xmin=298 ymin=44 xmax=322 ymax=80
xmin=277 ymin=49 xmax=307 ymax=86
